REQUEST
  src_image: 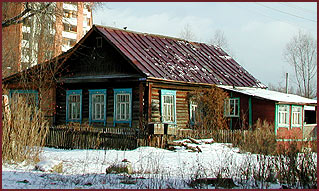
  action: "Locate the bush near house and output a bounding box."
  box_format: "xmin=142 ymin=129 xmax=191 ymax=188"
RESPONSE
xmin=2 ymin=95 xmax=49 ymax=164
xmin=232 ymin=119 xmax=277 ymax=155
xmin=188 ymin=86 xmax=229 ymax=134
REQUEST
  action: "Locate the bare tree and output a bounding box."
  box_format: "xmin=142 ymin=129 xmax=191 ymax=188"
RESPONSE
xmin=209 ymin=29 xmax=229 ymax=49
xmin=208 ymin=29 xmax=234 ymax=57
xmin=283 ymin=31 xmax=317 ymax=98
xmin=2 ymin=2 xmax=54 ymax=28
xmin=179 ymin=23 xmax=197 ymax=41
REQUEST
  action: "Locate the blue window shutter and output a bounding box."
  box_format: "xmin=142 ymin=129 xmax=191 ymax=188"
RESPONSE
xmin=160 ymin=89 xmax=176 ymax=124
xmin=89 ymin=89 xmax=107 ymax=126
xmin=66 ymin=90 xmax=82 ymax=124
xmin=113 ymin=88 xmax=132 ymax=127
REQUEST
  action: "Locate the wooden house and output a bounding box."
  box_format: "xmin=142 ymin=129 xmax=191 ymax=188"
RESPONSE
xmin=3 ymin=25 xmax=316 ymax=141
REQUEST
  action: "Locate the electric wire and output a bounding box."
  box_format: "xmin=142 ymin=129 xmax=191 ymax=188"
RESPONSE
xmin=278 ymin=2 xmax=316 ymax=15
xmin=255 ymin=2 xmax=316 ymax=22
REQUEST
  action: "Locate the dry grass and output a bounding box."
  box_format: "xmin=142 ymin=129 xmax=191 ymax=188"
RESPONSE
xmin=232 ymin=119 xmax=277 ymax=155
xmin=2 ymin=96 xmax=49 ymax=164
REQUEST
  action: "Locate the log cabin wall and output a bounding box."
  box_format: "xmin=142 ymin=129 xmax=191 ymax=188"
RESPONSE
xmin=148 ymin=82 xmax=201 ymax=131
xmin=55 ymin=81 xmax=144 ymax=128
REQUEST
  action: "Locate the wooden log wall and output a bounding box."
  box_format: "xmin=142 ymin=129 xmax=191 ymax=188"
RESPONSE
xmin=150 ymin=85 xmax=193 ymax=130
xmin=55 ymin=82 xmax=144 ymax=128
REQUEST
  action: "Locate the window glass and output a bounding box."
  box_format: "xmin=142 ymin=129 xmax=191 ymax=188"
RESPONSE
xmin=68 ymin=95 xmax=80 ymax=120
xmin=292 ymin=106 xmax=302 ymax=126
xmin=92 ymin=94 xmax=104 ymax=120
xmin=116 ymin=94 xmax=130 ymax=121
xmin=190 ymin=100 xmax=198 ymax=124
xmin=224 ymin=98 xmax=239 ymax=117
xmin=66 ymin=90 xmax=82 ymax=122
xmin=278 ymin=105 xmax=289 ymax=126
xmin=163 ymin=95 xmax=174 ymax=122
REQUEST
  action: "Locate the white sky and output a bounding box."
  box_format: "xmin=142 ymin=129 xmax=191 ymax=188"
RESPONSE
xmin=93 ymin=2 xmax=317 ymax=88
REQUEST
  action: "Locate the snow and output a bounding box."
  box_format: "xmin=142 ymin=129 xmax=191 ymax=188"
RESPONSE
xmin=219 ymin=85 xmax=317 ymax=105
xmin=35 ymin=160 xmax=62 ymax=172
xmin=219 ymin=55 xmax=232 ymax=60
xmin=2 ymin=141 xmax=316 ymax=189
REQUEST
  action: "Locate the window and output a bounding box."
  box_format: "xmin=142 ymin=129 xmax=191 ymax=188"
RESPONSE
xmin=161 ymin=90 xmax=176 ymax=124
xmin=89 ymin=89 xmax=107 ymax=126
xmin=190 ymin=100 xmax=198 ymax=125
xmin=66 ymin=90 xmax=82 ymax=123
xmin=9 ymin=90 xmax=39 ymax=107
xmin=277 ymin=105 xmax=290 ymax=127
xmin=114 ymin=89 xmax=132 ymax=127
xmin=291 ymin=106 xmax=302 ymax=127
xmin=96 ymin=37 xmax=102 ymax=48
xmin=224 ymin=98 xmax=239 ymax=117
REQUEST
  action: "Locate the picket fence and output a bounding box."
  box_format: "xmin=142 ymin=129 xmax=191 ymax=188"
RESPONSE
xmin=45 ymin=126 xmax=249 ymax=150
xmin=45 ymin=127 xmax=146 ymax=150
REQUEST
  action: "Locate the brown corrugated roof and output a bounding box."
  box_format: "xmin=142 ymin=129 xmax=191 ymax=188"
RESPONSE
xmin=95 ymin=25 xmax=265 ymax=88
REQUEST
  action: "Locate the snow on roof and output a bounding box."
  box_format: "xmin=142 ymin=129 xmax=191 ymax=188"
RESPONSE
xmin=95 ymin=25 xmax=265 ymax=87
xmin=219 ymin=85 xmax=317 ymax=105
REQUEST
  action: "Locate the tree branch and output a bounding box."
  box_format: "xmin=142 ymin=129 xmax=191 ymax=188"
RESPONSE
xmin=2 ymin=2 xmax=52 ymax=28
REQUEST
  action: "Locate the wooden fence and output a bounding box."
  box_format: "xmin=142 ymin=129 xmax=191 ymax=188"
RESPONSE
xmin=212 ymin=129 xmax=249 ymax=143
xmin=45 ymin=127 xmax=147 ymax=150
xmin=45 ymin=126 xmax=250 ymax=150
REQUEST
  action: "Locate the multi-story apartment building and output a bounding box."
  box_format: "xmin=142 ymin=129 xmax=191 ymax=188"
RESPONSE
xmin=2 ymin=2 xmax=93 ymax=77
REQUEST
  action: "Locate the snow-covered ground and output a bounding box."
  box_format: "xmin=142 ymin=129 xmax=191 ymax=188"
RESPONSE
xmin=2 ymin=140 xmax=316 ymax=189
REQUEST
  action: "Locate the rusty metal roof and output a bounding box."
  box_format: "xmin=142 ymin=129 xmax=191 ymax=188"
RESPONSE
xmin=95 ymin=25 xmax=266 ymax=88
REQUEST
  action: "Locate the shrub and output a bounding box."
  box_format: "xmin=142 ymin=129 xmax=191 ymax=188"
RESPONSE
xmin=275 ymin=141 xmax=317 ymax=189
xmin=232 ymin=119 xmax=277 ymax=155
xmin=188 ymin=85 xmax=229 ymax=136
xmin=2 ymin=95 xmax=49 ymax=164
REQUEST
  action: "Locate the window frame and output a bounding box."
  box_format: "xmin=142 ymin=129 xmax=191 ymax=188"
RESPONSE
xmin=89 ymin=89 xmax=107 ymax=126
xmin=291 ymin=105 xmax=303 ymax=128
xmin=161 ymin=89 xmax=176 ymax=124
xmin=276 ymin=104 xmax=290 ymax=128
xmin=113 ymin=88 xmax=132 ymax=127
xmin=224 ymin=98 xmax=240 ymax=117
xmin=9 ymin=89 xmax=39 ymax=106
xmin=66 ymin=90 xmax=82 ymax=123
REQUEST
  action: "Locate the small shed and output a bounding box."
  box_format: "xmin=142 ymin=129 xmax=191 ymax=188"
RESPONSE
xmin=219 ymin=86 xmax=317 ymax=141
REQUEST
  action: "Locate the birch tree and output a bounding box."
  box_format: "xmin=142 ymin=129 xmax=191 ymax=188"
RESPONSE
xmin=283 ymin=31 xmax=317 ymax=98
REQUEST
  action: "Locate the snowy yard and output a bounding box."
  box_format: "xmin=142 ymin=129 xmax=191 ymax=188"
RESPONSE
xmin=2 ymin=140 xmax=316 ymax=189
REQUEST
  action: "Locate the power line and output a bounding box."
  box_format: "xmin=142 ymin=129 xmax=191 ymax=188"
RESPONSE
xmin=255 ymin=2 xmax=317 ymax=22
xmin=278 ymin=2 xmax=316 ymax=15
xmin=230 ymin=3 xmax=303 ymax=28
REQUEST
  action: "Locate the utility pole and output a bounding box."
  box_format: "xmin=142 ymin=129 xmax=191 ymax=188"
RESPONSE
xmin=285 ymin=73 xmax=289 ymax=94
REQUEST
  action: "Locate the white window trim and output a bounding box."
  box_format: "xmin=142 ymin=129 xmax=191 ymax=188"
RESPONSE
xmin=291 ymin=105 xmax=302 ymax=128
xmin=277 ymin=105 xmax=290 ymax=128
xmin=66 ymin=90 xmax=82 ymax=123
xmin=113 ymin=88 xmax=132 ymax=127
xmin=116 ymin=93 xmax=131 ymax=121
xmin=161 ymin=90 xmax=176 ymax=124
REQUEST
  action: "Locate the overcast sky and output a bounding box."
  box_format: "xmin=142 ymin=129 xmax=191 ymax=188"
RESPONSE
xmin=93 ymin=2 xmax=317 ymax=88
